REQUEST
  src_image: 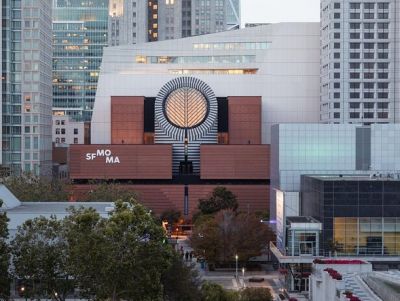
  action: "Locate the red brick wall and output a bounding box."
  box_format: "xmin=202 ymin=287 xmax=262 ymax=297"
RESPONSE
xmin=111 ymin=96 xmax=144 ymax=144
xmin=228 ymin=96 xmax=261 ymax=144
xmin=69 ymin=145 xmax=172 ymax=179
xmin=71 ymin=184 xmax=269 ymax=217
xmin=200 ymin=145 xmax=270 ymax=179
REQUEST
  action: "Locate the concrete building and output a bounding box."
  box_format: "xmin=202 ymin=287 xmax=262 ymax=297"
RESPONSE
xmin=108 ymin=0 xmax=240 ymax=46
xmin=52 ymin=0 xmax=108 ymax=122
xmin=67 ymin=24 xmax=321 ymax=215
xmin=1 ymin=0 xmax=53 ymax=176
xmin=93 ymin=24 xmax=320 ymax=145
xmin=320 ymin=0 xmax=400 ymax=124
xmin=52 ymin=115 xmax=85 ymax=145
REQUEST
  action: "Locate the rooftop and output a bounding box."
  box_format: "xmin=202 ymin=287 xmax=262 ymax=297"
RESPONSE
xmin=304 ymin=174 xmax=400 ymax=182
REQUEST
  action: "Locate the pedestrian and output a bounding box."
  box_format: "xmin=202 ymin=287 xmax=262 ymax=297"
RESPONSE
xmin=180 ymin=246 xmax=184 ymax=257
xmin=185 ymin=251 xmax=189 ymax=262
xmin=189 ymin=251 xmax=193 ymax=261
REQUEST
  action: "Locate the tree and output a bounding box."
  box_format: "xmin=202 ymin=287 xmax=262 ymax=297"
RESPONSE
xmin=161 ymin=253 xmax=202 ymax=301
xmin=10 ymin=216 xmax=72 ymax=301
xmin=0 ymin=200 xmax=11 ymax=301
xmin=191 ymin=210 xmax=274 ymax=263
xmin=65 ymin=199 xmax=173 ymax=301
xmin=160 ymin=209 xmax=182 ymax=226
xmin=200 ymin=282 xmax=239 ymax=301
xmin=85 ymin=182 xmax=138 ymax=202
xmin=4 ymin=173 xmax=68 ymax=201
xmin=240 ymin=287 xmax=273 ymax=301
xmin=198 ymin=187 xmax=238 ymax=215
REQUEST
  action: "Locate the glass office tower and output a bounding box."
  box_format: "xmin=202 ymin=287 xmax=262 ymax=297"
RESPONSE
xmin=52 ymin=0 xmax=108 ymax=122
xmin=1 ymin=0 xmax=53 ymax=176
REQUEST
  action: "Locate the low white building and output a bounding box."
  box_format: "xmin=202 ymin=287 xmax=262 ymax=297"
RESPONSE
xmin=52 ymin=115 xmax=85 ymax=145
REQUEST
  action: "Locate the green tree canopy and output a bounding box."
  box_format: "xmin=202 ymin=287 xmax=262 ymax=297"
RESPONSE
xmin=240 ymin=287 xmax=273 ymax=301
xmin=64 ymin=199 xmax=173 ymax=301
xmin=191 ymin=210 xmax=274 ymax=263
xmin=85 ymin=182 xmax=138 ymax=202
xmin=4 ymin=173 xmax=69 ymax=201
xmin=0 ymin=200 xmax=11 ymax=300
xmin=10 ymin=216 xmax=72 ymax=301
xmin=198 ymin=187 xmax=238 ymax=215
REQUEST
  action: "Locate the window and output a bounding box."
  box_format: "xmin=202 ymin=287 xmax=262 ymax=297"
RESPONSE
xmin=334 ymin=73 xmax=340 ymax=79
xmin=334 ymin=83 xmax=341 ymax=89
xmin=378 ymin=92 xmax=388 ymax=99
xmin=55 ymin=138 xmax=60 ymax=143
xmin=364 ymin=102 xmax=374 ymax=109
xmin=334 ymin=103 xmax=340 ymax=109
xmin=350 ymin=112 xmax=360 ymax=118
xmin=74 ymin=128 xmax=78 ymax=135
xmin=378 ymin=82 xmax=389 ymax=89
xmin=378 ymin=32 xmax=389 ymax=39
xmin=350 ymin=43 xmax=360 ymax=49
xmin=378 ymin=112 xmax=388 ymax=119
xmin=364 ymin=13 xmax=374 ymax=19
xmin=378 ymin=62 xmax=389 ymax=69
xmin=334 ymin=33 xmax=340 ymax=39
xmin=364 ymin=43 xmax=374 ymax=49
xmin=350 ymin=3 xmax=360 ymax=9
xmin=55 ymin=120 xmax=60 ymax=125
xmin=334 ymin=13 xmax=341 ymax=19
xmin=364 ymin=62 xmax=374 ymax=69
xmin=350 ymin=102 xmax=360 ymax=109
xmin=364 ymin=72 xmax=374 ymax=79
xmin=364 ymin=33 xmax=374 ymax=39
xmin=334 ymin=93 xmax=340 ymax=99
xmin=61 ymin=138 xmax=66 ymax=143
xmin=350 ymin=23 xmax=361 ymax=29
xmin=334 ymin=43 xmax=341 ymax=49
xmin=350 ymin=63 xmax=360 ymax=69
xmin=334 ymin=63 xmax=340 ymax=69
xmin=364 ymin=112 xmax=374 ymax=118
xmin=378 ymin=13 xmax=389 ymax=19
xmin=334 ymin=23 xmax=341 ymax=29
xmin=350 ymin=83 xmax=360 ymax=89
xmin=350 ymin=52 xmax=361 ymax=59
xmin=61 ymin=120 xmax=65 ymax=125
xmin=74 ymin=138 xmax=78 ymax=144
xmin=350 ymin=33 xmax=360 ymax=39
xmin=350 ymin=73 xmax=360 ymax=79
xmin=350 ymin=92 xmax=360 ymax=98
xmin=377 ymin=102 xmax=389 ymax=109
xmin=350 ymin=13 xmax=360 ymax=19
xmin=364 ymin=3 xmax=375 ymax=9
xmin=378 ymin=23 xmax=389 ymax=29
xmin=364 ymin=92 xmax=374 ymax=99
xmin=364 ymin=53 xmax=374 ymax=59
xmin=61 ymin=129 xmax=66 ymax=135
xmin=378 ymin=3 xmax=389 ymax=9
xmin=334 ymin=52 xmax=340 ymax=59
xmin=334 ymin=112 xmax=340 ymax=119
xmin=55 ymin=128 xmax=60 ymax=134
xmin=378 ymin=73 xmax=388 ymax=79
xmin=334 ymin=3 xmax=340 ymax=9
xmin=364 ymin=82 xmax=374 ymax=89
xmin=364 ymin=23 xmax=375 ymax=30
xmin=378 ymin=52 xmax=389 ymax=59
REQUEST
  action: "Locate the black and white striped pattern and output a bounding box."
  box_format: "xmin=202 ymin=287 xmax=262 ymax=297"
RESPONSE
xmin=155 ymin=77 xmax=218 ymax=174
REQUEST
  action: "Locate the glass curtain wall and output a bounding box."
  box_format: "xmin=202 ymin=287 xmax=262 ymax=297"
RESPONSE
xmin=52 ymin=0 xmax=108 ymax=122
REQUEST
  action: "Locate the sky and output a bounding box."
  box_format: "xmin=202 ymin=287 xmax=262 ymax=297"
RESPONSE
xmin=241 ymin=0 xmax=320 ymax=25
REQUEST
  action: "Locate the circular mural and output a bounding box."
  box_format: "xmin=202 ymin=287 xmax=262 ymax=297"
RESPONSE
xmin=155 ymin=77 xmax=218 ymax=141
xmin=164 ymin=87 xmax=208 ymax=129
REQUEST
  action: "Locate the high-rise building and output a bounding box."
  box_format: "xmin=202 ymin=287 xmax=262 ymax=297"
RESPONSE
xmin=52 ymin=0 xmax=108 ymax=122
xmin=1 ymin=0 xmax=53 ymax=176
xmin=226 ymin=0 xmax=240 ymax=30
xmin=108 ymin=0 xmax=239 ymax=46
xmin=320 ymin=0 xmax=400 ymax=124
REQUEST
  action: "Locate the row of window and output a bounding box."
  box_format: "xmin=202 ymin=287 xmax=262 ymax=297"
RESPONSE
xmin=55 ymin=128 xmax=79 ymax=135
xmin=327 ymin=102 xmax=389 ymax=109
xmin=135 ymin=55 xmax=256 ymax=64
xmin=192 ymin=42 xmax=270 ymax=50
xmin=335 ymin=92 xmax=389 ymax=99
xmin=330 ymin=112 xmax=389 ymax=119
xmin=349 ymin=12 xmax=389 ymax=19
xmin=55 ymin=137 xmax=79 ymax=144
xmin=332 ymin=62 xmax=389 ymax=69
xmin=342 ymin=32 xmax=389 ymax=39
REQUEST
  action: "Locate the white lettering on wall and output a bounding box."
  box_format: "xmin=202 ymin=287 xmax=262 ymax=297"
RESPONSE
xmin=85 ymin=149 xmax=120 ymax=164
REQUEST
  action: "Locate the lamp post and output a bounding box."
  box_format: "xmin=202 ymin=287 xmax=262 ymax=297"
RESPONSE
xmin=235 ymin=254 xmax=238 ymax=279
xmin=242 ymin=267 xmax=245 ymax=287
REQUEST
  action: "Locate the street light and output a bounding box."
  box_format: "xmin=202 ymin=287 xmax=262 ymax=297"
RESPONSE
xmin=235 ymin=254 xmax=238 ymax=279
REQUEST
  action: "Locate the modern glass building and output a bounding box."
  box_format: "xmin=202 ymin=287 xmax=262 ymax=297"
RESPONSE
xmin=52 ymin=0 xmax=108 ymax=122
xmin=1 ymin=0 xmax=53 ymax=176
xmin=301 ymin=175 xmax=400 ymax=256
